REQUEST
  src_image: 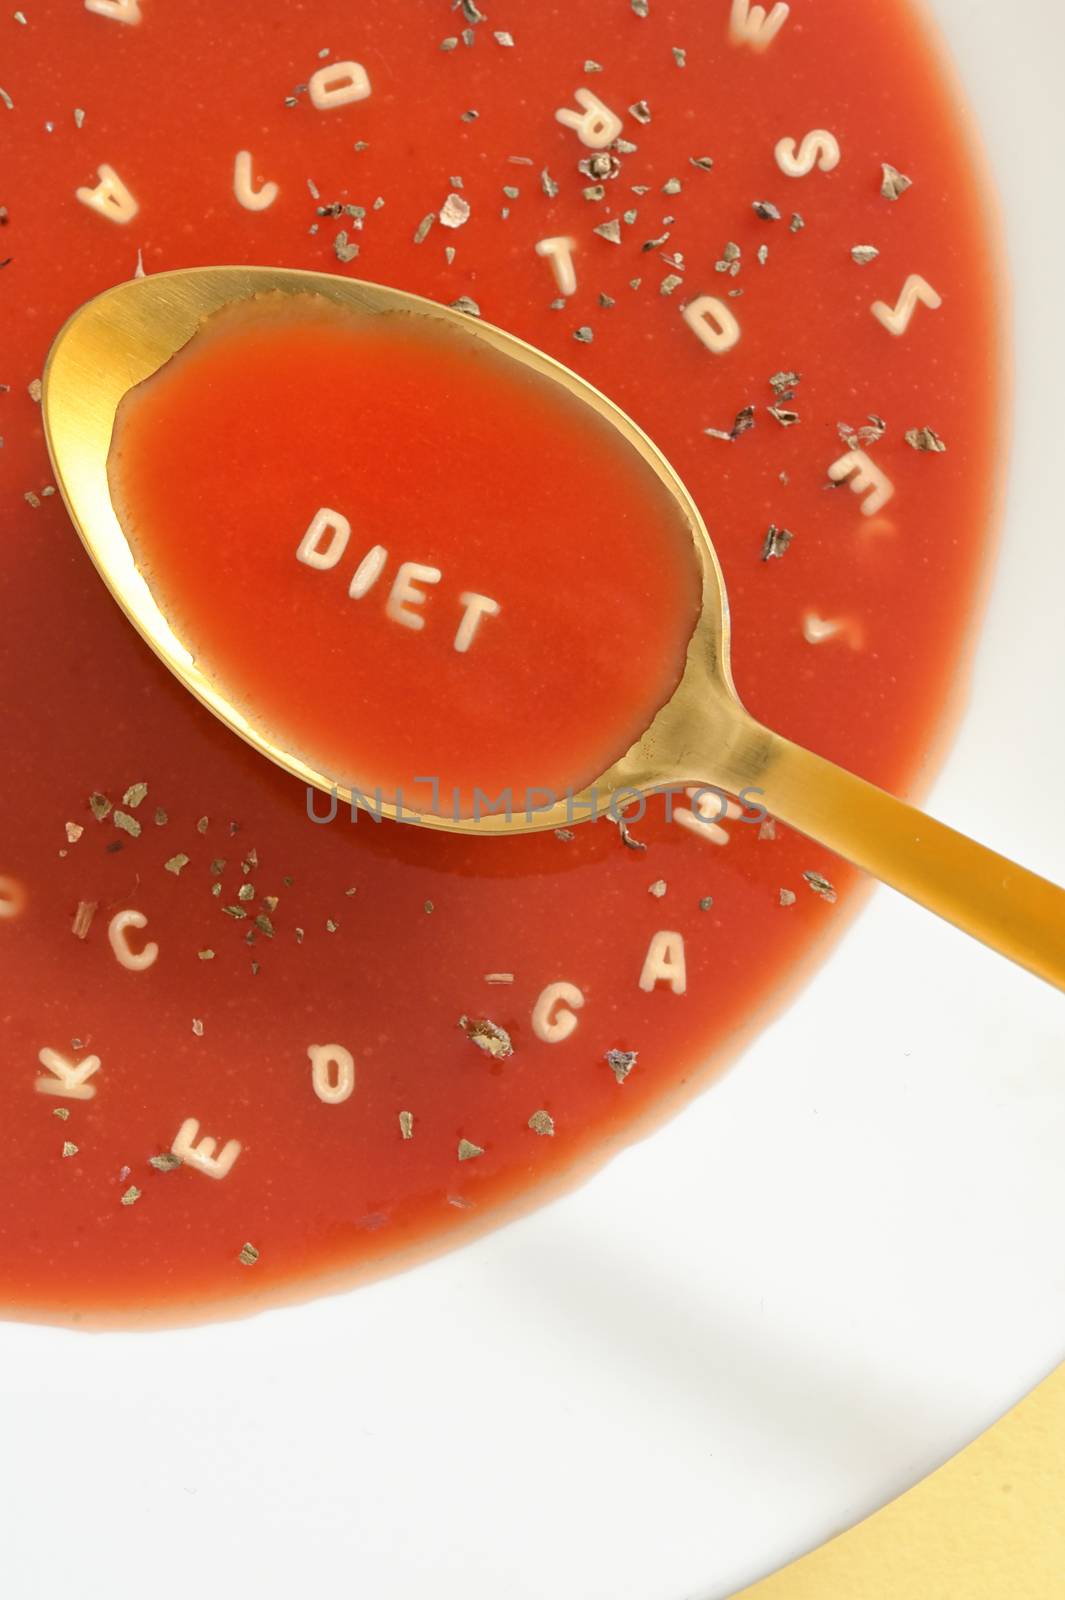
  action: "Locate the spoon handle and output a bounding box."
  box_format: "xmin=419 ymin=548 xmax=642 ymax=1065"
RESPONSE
xmin=740 ymin=727 xmax=1065 ymax=992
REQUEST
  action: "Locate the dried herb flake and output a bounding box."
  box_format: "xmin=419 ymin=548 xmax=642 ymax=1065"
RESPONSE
xmin=761 ymin=524 xmax=794 ymax=561
xmin=905 ymin=426 xmax=947 ymax=453
xmin=149 ymin=1152 xmax=182 ymax=1171
xmin=880 ymin=163 xmax=912 ymax=201
xmin=459 ymin=1015 xmax=513 ymax=1060
xmin=605 ymin=1049 xmax=637 ymax=1084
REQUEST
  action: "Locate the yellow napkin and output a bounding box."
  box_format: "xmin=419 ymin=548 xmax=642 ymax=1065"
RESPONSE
xmin=735 ymin=1365 xmax=1065 ymax=1598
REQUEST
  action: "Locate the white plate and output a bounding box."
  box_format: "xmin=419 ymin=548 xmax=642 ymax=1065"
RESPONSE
xmin=4 ymin=4 xmax=1064 ymax=1597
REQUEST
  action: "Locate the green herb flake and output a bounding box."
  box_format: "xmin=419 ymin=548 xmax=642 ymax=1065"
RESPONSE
xmin=149 ymin=1151 xmax=182 ymax=1171
xmin=113 ymin=809 xmax=141 ymax=838
xmin=594 ymin=218 xmax=621 ymax=244
xmin=424 ymin=899 xmax=434 ymax=914
xmin=457 ymin=1138 xmax=484 ymax=1161
xmin=450 ymin=296 xmax=481 ymax=316
xmin=153 ymin=807 xmax=168 ymax=826
xmin=123 ymin=781 xmax=149 ymax=808
xmin=210 ymin=858 xmax=227 ymax=876
xmin=629 ymin=100 xmax=651 ymax=124
xmin=802 ymin=870 xmax=837 ymax=903
xmin=222 ymin=904 xmax=248 ymax=920
xmin=780 ymin=888 xmax=797 ymax=907
xmin=584 ymin=59 xmax=603 ymax=74
xmin=325 ymin=918 xmax=339 ymax=933
xmin=165 ymin=853 xmax=190 ymax=875
xmin=398 ymin=1110 xmax=415 ymax=1140
xmin=528 ymin=1110 xmax=555 ymax=1137
xmin=459 ymin=1015 xmax=513 ymax=1060
xmin=672 ymin=45 xmax=687 ymax=67
xmin=192 ymin=1018 xmax=204 ymax=1037
xmin=238 ymin=1241 xmax=260 ymax=1267
xmin=598 ymin=291 xmax=615 ymax=309
xmin=493 ymin=30 xmax=514 ymax=46
xmin=851 ymin=245 xmax=879 ymax=266
xmin=254 ymin=914 xmax=275 ymax=938
xmin=540 ymin=167 xmax=559 ymax=198
xmin=198 ymin=948 xmax=216 ymax=961
xmin=573 ymin=325 xmax=594 ymax=343
xmin=71 ymin=900 xmax=97 ymax=940
xmin=632 ymin=0 xmax=649 ymax=15
xmin=699 ymin=896 xmax=714 ymax=912
xmin=440 ymin=35 xmax=458 ymax=50
xmin=196 ymin=816 xmax=209 ymax=834
xmin=605 ymin=1048 xmax=637 ymax=1084
xmin=62 ymin=1141 xmax=78 ymax=1159
xmin=120 ymin=1184 xmax=142 ymax=1207
xmin=689 ymin=155 xmax=714 ymax=172
xmin=53 ymin=1107 xmax=70 ymax=1121
xmin=89 ymin=791 xmax=112 ymax=822
xmin=662 ymin=177 xmax=682 ymax=196
xmin=237 ymin=883 xmax=255 ymax=901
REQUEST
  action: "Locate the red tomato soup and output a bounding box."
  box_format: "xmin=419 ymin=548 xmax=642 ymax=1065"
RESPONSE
xmin=107 ymin=294 xmax=704 ymax=809
xmin=1 ymin=0 xmax=1000 ymax=1325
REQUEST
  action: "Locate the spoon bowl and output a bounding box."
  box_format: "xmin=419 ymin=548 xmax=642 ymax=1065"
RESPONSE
xmin=43 ymin=265 xmax=1065 ymax=989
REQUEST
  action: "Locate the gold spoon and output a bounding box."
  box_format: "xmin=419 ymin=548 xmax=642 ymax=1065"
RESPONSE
xmin=43 ymin=265 xmax=1065 ymax=991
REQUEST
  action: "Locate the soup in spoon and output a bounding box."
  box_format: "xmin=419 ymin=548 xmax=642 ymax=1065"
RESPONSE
xmin=108 ymin=293 xmax=703 ymax=813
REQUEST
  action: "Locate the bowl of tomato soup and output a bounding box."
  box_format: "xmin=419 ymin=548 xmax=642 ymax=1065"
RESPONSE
xmin=2 ymin=3 xmax=1064 ymax=1599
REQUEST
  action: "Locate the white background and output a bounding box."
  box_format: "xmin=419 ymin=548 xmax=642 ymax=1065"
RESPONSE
xmin=4 ymin=3 xmax=1065 ymax=1597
